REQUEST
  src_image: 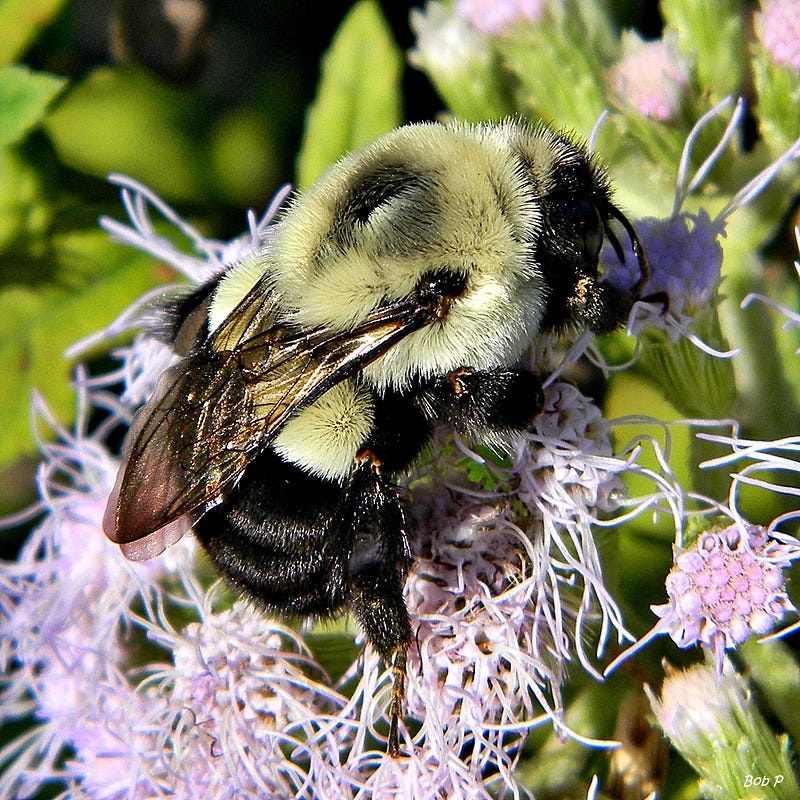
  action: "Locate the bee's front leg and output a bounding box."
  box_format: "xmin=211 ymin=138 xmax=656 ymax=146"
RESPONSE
xmin=417 ymin=366 xmax=545 ymax=434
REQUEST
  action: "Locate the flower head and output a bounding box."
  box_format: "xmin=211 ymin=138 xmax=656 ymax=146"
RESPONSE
xmin=1 ymin=388 xmax=179 ymax=672
xmin=606 ymin=521 xmax=799 ymax=678
xmin=603 ymin=97 xmax=800 ymax=347
xmin=409 ymin=1 xmax=492 ymax=80
xmin=648 ymin=659 xmax=750 ymax=763
xmin=608 ymin=210 xmax=724 ymax=321
xmin=606 ymin=31 xmax=690 ymax=122
xmin=375 ymin=379 xmax=685 ymax=767
xmin=455 ymin=0 xmax=550 ymax=36
xmin=0 ymin=387 xmax=192 ymax=799
xmin=150 ymin=599 xmax=349 ymax=799
xmin=648 ymin=659 xmax=800 ymax=798
xmin=401 ymin=492 xmax=563 ymax=779
xmin=656 ymin=524 xmax=796 ymax=658
xmin=408 ymin=0 xmax=515 ymax=120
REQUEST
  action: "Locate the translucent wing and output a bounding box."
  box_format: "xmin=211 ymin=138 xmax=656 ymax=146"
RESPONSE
xmin=104 ymin=272 xmax=438 ymax=554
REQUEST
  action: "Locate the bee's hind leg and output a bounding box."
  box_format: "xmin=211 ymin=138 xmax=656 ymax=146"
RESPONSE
xmin=335 ymin=448 xmax=413 ymax=757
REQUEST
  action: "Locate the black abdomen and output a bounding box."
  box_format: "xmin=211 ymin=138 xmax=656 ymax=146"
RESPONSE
xmin=193 ymin=449 xmax=349 ymax=617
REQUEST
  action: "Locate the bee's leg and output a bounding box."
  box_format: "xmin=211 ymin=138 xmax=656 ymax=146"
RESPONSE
xmin=418 ymin=367 xmax=545 ymax=434
xmin=336 ymin=449 xmax=412 ymax=757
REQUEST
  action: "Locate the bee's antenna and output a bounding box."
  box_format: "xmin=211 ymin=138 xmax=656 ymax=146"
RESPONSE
xmin=604 ymin=224 xmax=626 ymax=265
xmin=608 ymin=205 xmax=651 ymax=298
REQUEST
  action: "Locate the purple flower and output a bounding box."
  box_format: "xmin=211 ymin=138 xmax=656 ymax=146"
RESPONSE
xmin=610 ymin=210 xmax=725 ymax=321
xmin=658 ymin=525 xmax=794 ymax=650
xmin=368 ymin=379 xmax=687 ymax=771
xmin=144 ymin=598 xmax=350 ymax=798
xmin=606 ymin=418 xmax=800 ymax=679
xmin=606 ymin=522 xmax=799 ymax=676
xmin=602 ymin=97 xmax=800 ymax=347
xmin=401 ymin=494 xmax=564 ymax=785
xmin=0 ymin=389 xmax=349 ymax=798
xmin=0 ymin=388 xmax=194 ymax=799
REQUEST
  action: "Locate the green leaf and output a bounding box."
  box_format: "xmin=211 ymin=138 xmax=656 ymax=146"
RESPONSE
xmin=295 ymin=0 xmax=402 ymax=188
xmin=499 ymin=0 xmax=617 ymax=137
xmin=0 ymin=146 xmax=51 ymax=255
xmin=637 ymin=304 xmax=737 ymax=420
xmin=752 ymin=46 xmax=800 ymax=155
xmin=0 ymin=228 xmax=168 ymax=471
xmin=44 ymin=66 xmax=208 ymax=202
xmin=0 ymin=64 xmax=66 ymax=146
xmin=661 ymin=0 xmax=746 ymax=99
xmin=0 ymin=0 xmax=69 ymax=63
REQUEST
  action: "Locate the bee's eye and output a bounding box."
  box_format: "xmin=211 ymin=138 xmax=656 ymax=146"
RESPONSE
xmin=569 ymin=198 xmax=605 ymax=264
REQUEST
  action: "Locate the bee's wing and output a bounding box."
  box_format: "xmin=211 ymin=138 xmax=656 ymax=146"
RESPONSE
xmin=104 ymin=275 xmax=435 ymax=558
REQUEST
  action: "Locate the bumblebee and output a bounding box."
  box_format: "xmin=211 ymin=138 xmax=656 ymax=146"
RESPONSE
xmin=104 ymin=119 xmax=650 ymax=755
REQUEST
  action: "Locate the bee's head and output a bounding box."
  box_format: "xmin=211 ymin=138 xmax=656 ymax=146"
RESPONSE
xmin=512 ymin=124 xmax=651 ymax=335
